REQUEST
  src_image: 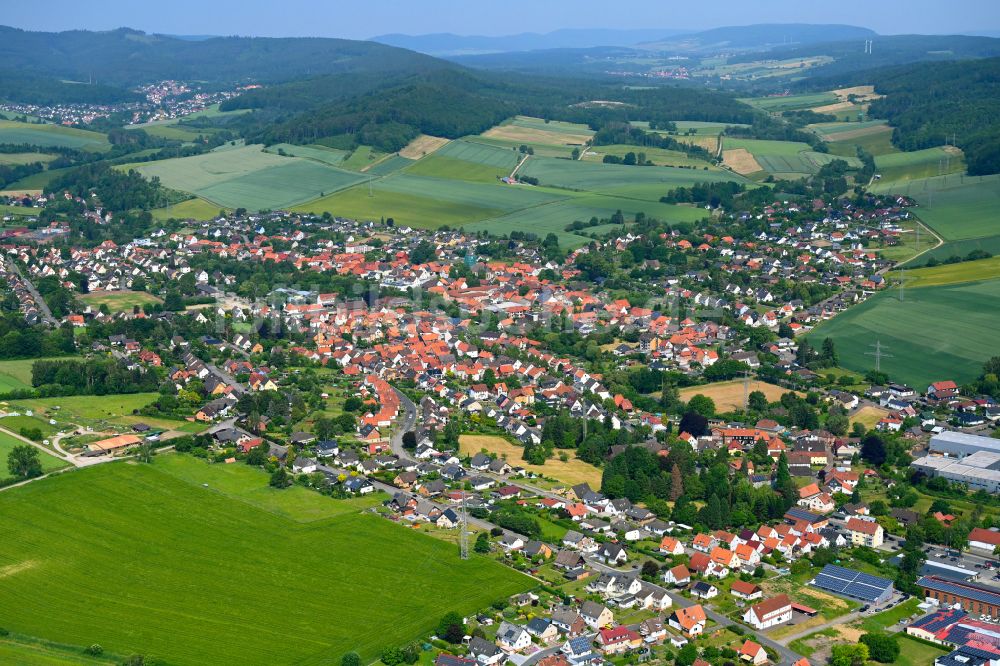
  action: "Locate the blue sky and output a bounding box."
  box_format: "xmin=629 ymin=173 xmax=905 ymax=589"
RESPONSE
xmin=4 ymin=0 xmax=999 ymax=39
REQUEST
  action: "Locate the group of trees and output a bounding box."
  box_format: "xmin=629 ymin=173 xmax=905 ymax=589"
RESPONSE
xmin=46 ymin=163 xmax=169 ymax=214
xmin=31 ymin=358 xmax=159 ymax=397
xmin=0 ymin=314 xmax=75 ymax=363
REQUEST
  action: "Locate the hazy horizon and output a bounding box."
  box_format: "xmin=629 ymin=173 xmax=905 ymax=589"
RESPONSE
xmin=2 ymin=0 xmax=999 ymax=41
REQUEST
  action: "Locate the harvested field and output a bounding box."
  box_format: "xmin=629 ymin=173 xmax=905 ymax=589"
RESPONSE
xmin=722 ymin=148 xmax=763 ymax=175
xmin=851 ymin=406 xmax=890 ymax=430
xmin=678 ymin=379 xmax=795 ymax=413
xmin=459 ymin=434 xmax=602 ymax=488
xmin=810 ymin=101 xmax=856 ymax=114
xmin=483 ymin=117 xmax=593 ymax=147
xmin=483 ymin=125 xmax=591 ymax=146
xmin=398 ymin=135 xmax=450 ymax=159
xmin=678 ymin=136 xmax=720 ymax=152
xmin=833 ymin=85 xmax=881 ymax=102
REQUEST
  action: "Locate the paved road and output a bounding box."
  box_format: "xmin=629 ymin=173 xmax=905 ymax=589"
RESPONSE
xmin=0 ymin=424 xmax=81 ymax=467
xmin=7 ymin=261 xmax=57 ymax=325
xmin=585 ymin=558 xmax=802 ymax=665
xmin=389 ymin=388 xmax=417 ymax=456
xmin=206 ymin=361 xmax=246 ymax=395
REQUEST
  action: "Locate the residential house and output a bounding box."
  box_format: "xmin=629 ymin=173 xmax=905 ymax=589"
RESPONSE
xmin=743 ymin=594 xmax=792 ymax=630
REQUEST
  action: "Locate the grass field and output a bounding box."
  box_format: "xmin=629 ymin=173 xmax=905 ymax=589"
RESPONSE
xmin=0 ymin=457 xmax=532 ymax=664
xmin=465 ymin=194 xmax=704 ymax=249
xmin=366 ymin=155 xmax=415 ymax=176
xmin=722 ymin=138 xmax=826 ymax=176
xmin=149 ymin=197 xmax=222 ymax=222
xmin=293 ymin=183 xmax=503 ymax=228
xmin=874 ymin=146 xmax=964 ymax=184
xmin=0 ymin=636 xmax=112 ymax=665
xmin=80 ymin=291 xmax=162 ymax=312
xmin=807 ymin=279 xmax=1000 ymax=386
xmin=903 ymin=255 xmax=1000 ymax=288
xmin=459 ymin=434 xmax=601 ymax=487
xmin=406 ymin=155 xmax=512 ymax=183
xmin=0 ymin=357 xmax=78 ymax=393
xmin=582 ymin=144 xmax=710 ymax=168
xmin=740 ymin=92 xmax=838 ymax=113
xmin=895 ymin=635 xmax=949 ymax=666
xmin=825 ymin=126 xmax=899 ymax=158
xmin=7 ymin=393 xmax=161 ymax=431
xmin=0 ymin=203 xmax=40 ymax=220
xmin=0 ymin=430 xmax=67 ymax=473
xmin=341 ymin=145 xmax=388 ymax=171
xmin=518 ymin=156 xmax=739 ymax=198
xmin=263 ymin=143 xmax=349 ymax=166
xmin=678 ymin=379 xmax=795 ymax=413
xmin=911 ymin=235 xmax=1000 ymax=267
xmin=872 ymin=173 xmax=1000 ymax=242
xmin=135 ymin=145 xmax=366 ymax=210
xmin=850 ymin=405 xmax=889 ymax=431
xmin=0 ymin=152 xmax=57 ymax=166
xmin=0 ymin=120 xmax=108 ymax=151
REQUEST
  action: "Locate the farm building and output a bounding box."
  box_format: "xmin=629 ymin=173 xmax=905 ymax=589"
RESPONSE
xmin=87 ymin=433 xmax=142 ymax=454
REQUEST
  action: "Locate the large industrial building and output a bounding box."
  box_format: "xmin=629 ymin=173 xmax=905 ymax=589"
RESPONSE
xmin=918 ymin=575 xmax=1000 ymax=617
xmin=911 ymin=431 xmax=1000 ymax=493
xmin=912 ymin=451 xmax=1000 ymax=493
xmin=930 ymin=431 xmax=1000 ymax=458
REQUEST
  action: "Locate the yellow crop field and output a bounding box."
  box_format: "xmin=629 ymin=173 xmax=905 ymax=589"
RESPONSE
xmin=459 ymin=434 xmax=602 ymax=487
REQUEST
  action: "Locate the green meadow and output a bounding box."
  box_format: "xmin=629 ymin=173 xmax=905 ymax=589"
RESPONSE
xmin=872 ymin=173 xmax=1000 ymax=242
xmin=807 ymin=278 xmax=1000 ymax=386
xmin=0 ymin=430 xmax=67 ymax=473
xmin=0 ymin=120 xmax=108 ymax=151
xmin=134 ymin=144 xmax=366 ymax=210
xmin=0 ymin=457 xmax=532 ymax=664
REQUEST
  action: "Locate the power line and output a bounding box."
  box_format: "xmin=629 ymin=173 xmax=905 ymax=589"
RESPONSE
xmin=459 ymin=489 xmax=469 ymax=560
xmin=866 ymin=340 xmax=892 ymax=373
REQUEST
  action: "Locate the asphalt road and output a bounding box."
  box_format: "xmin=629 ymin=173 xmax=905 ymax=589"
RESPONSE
xmin=8 ymin=261 xmax=57 ymax=325
xmin=584 ymin=558 xmax=802 ymax=665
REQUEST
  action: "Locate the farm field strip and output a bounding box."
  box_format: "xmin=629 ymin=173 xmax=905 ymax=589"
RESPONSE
xmin=871 ymin=173 xmax=1000 ymax=242
xmin=0 ymin=459 xmax=532 ymax=664
xmin=807 ymin=279 xmax=1000 ymax=386
xmin=518 ymin=156 xmax=742 ymax=194
xmin=873 ymin=146 xmax=965 ymax=184
xmin=150 ymin=197 xmax=222 ymax=221
xmin=0 ymin=120 xmax=109 ymax=151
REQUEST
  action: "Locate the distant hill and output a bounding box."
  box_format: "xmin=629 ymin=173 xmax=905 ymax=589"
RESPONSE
xmin=636 ymin=23 xmax=876 ymax=52
xmin=0 ymin=25 xmax=450 ymax=88
xmin=372 ymin=28 xmax=690 ymax=56
xmin=737 ymin=33 xmax=1000 ymax=79
xmin=451 ymin=24 xmax=879 ymax=74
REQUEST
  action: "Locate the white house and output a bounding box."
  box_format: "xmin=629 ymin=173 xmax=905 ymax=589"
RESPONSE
xmin=743 ymin=594 xmax=792 ymax=630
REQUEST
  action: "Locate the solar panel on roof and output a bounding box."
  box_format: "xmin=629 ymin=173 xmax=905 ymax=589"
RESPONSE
xmin=812 ymin=564 xmax=892 ymax=601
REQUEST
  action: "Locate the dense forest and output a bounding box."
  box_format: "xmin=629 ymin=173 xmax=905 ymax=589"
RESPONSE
xmin=0 ymin=69 xmax=140 ymax=105
xmin=228 ymin=66 xmax=756 ymax=152
xmin=0 ymin=26 xmax=450 ymax=88
xmin=862 ymin=57 xmax=1000 ymax=175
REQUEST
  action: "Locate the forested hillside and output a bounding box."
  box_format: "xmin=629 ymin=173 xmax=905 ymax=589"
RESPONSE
xmin=863 ymin=58 xmax=1000 ymax=175
xmin=0 ymin=25 xmax=450 ymax=87
xmin=228 ymin=68 xmax=756 ymax=152
xmin=0 ymin=70 xmax=141 ymax=105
